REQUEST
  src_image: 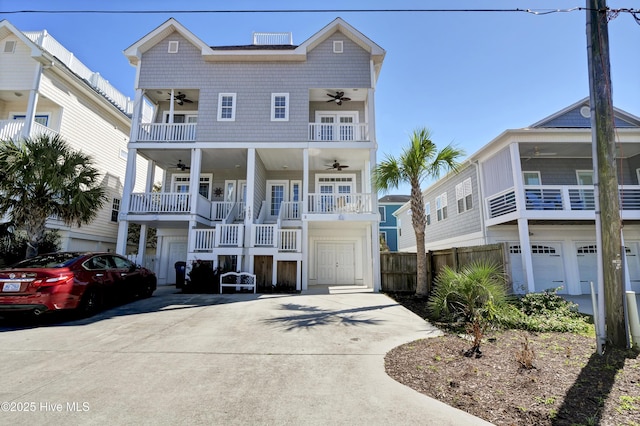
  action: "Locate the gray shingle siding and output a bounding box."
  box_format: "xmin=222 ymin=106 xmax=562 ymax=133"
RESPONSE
xmin=139 ymin=33 xmax=372 ymax=143
xmin=536 ymin=107 xmax=637 ymax=128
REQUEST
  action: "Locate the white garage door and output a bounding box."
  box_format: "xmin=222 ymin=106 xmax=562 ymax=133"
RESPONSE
xmin=509 ymin=243 xmax=566 ymax=293
xmin=578 ymin=243 xmax=640 ymax=293
xmin=531 ymin=244 xmax=566 ymax=293
xmin=577 ymin=244 xmax=598 ymax=294
xmin=317 ymin=242 xmax=355 ymax=285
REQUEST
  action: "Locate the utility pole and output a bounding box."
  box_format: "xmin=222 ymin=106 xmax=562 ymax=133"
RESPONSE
xmin=586 ymin=0 xmax=628 ymax=349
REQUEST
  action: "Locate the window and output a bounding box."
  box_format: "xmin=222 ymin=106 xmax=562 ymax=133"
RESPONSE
xmin=379 ymin=231 xmax=388 ymax=249
xmin=456 ymin=178 xmax=473 ymax=213
xmin=333 ymin=40 xmax=343 ymax=53
xmin=13 ymin=114 xmax=49 ymax=127
xmin=436 ymin=192 xmax=448 ymax=221
xmin=4 ymin=40 xmax=16 ymax=54
xmin=111 ymin=198 xmax=120 ymax=222
xmin=217 ymin=93 xmax=236 ymax=121
xmin=378 ymin=206 xmax=386 ymax=223
xmin=271 ymin=93 xmax=289 ymax=121
xmin=168 ymin=41 xmax=179 ymax=53
xmin=119 ymin=148 xmax=128 ymax=161
xmin=425 ymin=202 xmax=431 ymax=225
xmin=523 ymin=171 xmax=541 ymax=185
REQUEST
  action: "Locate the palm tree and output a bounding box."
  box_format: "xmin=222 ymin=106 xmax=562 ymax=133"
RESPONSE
xmin=373 ymin=127 xmax=464 ymax=296
xmin=0 ymin=134 xmax=106 ymax=258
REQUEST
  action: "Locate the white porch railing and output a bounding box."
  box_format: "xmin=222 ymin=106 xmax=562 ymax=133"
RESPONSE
xmin=253 ymin=224 xmax=277 ymax=247
xmin=0 ymin=119 xmax=59 ymax=140
xmin=307 ymin=193 xmax=373 ymax=214
xmin=279 ymin=201 xmax=302 ymax=220
xmin=486 ymin=185 xmax=640 ymax=219
xmin=129 ymin=192 xmax=190 ymax=213
xmin=308 ymin=123 xmax=369 ymax=142
xmin=278 ymin=229 xmax=301 ymax=252
xmin=216 ymin=224 xmax=244 ymax=247
xmin=211 ymin=202 xmax=235 ymax=221
xmin=193 ymin=229 xmax=216 ymax=251
xmin=137 ymin=123 xmax=196 ymax=142
xmin=197 ymin=194 xmax=212 ymax=218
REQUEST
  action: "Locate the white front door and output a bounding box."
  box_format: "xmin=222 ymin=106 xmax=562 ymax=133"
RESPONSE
xmin=317 ymin=242 xmax=355 ymax=285
xmin=267 ymin=181 xmax=288 ymax=222
xmin=316 ymin=112 xmax=358 ymax=141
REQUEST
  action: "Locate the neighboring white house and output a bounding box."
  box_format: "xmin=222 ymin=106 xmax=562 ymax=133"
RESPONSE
xmin=115 ymin=18 xmax=385 ymax=290
xmin=395 ymin=98 xmax=640 ymax=295
xmin=0 ymin=19 xmax=151 ymax=252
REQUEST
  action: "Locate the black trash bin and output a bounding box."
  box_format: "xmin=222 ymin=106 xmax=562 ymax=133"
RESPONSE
xmin=174 ymin=261 xmax=187 ymax=288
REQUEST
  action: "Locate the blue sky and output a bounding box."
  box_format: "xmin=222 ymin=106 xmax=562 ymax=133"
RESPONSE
xmin=2 ymin=0 xmax=639 ymax=195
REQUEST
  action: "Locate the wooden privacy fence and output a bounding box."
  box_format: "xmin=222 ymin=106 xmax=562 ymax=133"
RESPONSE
xmin=380 ymin=242 xmax=508 ymax=293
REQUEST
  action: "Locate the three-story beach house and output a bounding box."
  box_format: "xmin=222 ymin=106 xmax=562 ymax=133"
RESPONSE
xmin=395 ymin=99 xmax=640 ymax=295
xmin=116 ymin=18 xmax=385 ymax=290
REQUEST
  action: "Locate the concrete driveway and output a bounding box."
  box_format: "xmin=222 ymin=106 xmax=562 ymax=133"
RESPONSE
xmin=0 ymin=285 xmax=490 ymax=425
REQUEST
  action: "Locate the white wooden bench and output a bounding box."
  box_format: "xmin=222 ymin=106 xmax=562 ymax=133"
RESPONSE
xmin=219 ymin=272 xmax=257 ymax=294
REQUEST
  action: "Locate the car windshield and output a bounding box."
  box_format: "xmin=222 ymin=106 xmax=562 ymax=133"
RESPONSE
xmin=10 ymin=253 xmax=84 ymax=268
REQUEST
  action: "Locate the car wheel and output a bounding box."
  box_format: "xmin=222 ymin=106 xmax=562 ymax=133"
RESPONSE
xmin=140 ymin=278 xmax=155 ymax=299
xmin=78 ymin=288 xmax=102 ymax=317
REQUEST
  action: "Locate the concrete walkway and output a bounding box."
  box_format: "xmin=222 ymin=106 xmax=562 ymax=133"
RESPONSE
xmin=0 ymin=285 xmax=491 ymax=425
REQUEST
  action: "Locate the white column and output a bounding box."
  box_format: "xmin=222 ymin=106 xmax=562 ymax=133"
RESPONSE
xmin=302 ymin=149 xmax=309 ymax=214
xmin=517 ymin=218 xmax=536 ymax=293
xmin=301 ymin=221 xmax=309 ymax=290
xmin=137 ymin=225 xmax=147 ymax=264
xmin=189 ymin=148 xmax=202 ymax=215
xmin=145 ymin=159 xmax=156 ymax=192
xmin=116 ymin=148 xmax=138 ymax=255
xmin=130 ymin=88 xmax=145 ymax=143
xmin=245 ymin=149 xmax=256 ymax=248
xmin=168 ymin=89 xmax=175 ymax=124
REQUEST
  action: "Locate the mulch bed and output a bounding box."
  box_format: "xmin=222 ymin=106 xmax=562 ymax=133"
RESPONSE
xmin=385 ymin=293 xmax=640 ymax=426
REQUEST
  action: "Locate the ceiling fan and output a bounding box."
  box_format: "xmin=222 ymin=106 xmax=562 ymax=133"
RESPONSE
xmin=531 ymin=146 xmax=557 ymax=157
xmin=326 ymin=91 xmax=351 ymax=106
xmin=167 ymin=92 xmax=193 ymax=106
xmin=326 ymin=160 xmax=349 ymax=171
xmin=176 ymin=160 xmax=190 ymax=171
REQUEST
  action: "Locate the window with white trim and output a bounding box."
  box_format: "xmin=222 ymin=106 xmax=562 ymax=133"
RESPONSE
xmin=111 ymin=198 xmax=120 ymax=222
xmin=425 ymin=202 xmax=431 ymax=225
xmin=436 ymin=192 xmax=448 ymax=221
xmin=456 ymin=178 xmax=473 ymax=213
xmin=378 ymin=206 xmax=386 ymax=223
xmin=13 ymin=114 xmax=49 ymax=126
xmin=271 ymin=93 xmax=289 ymax=121
xmin=333 ymin=40 xmax=343 ymax=53
xmin=168 ymin=41 xmax=179 ymax=53
xmin=217 ymin=93 xmax=236 ymax=121
xmin=523 ymin=171 xmax=541 ymax=185
xmin=4 ymin=40 xmax=16 ymax=54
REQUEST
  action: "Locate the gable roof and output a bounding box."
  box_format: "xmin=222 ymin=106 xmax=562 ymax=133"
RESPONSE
xmin=124 ymin=17 xmax=385 ymax=77
xmin=0 ymin=19 xmax=50 ymax=63
xmin=529 ymin=97 xmax=640 ymax=129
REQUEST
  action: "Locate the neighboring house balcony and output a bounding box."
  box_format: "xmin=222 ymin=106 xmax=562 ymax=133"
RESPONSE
xmin=0 ymin=119 xmax=58 ymax=140
xmin=486 ymin=184 xmax=640 ymax=225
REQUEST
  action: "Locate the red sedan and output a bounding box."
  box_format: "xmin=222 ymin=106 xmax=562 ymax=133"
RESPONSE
xmin=0 ymin=252 xmax=157 ymax=317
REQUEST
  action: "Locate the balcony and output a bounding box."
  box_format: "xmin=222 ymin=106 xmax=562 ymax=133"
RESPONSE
xmin=486 ymin=185 xmax=640 ymax=221
xmin=129 ymin=192 xmax=190 ymax=214
xmin=137 ymin=123 xmax=196 ymax=142
xmin=307 ymin=193 xmax=373 ymax=214
xmin=308 ymin=123 xmax=369 ymax=142
xmin=0 ymin=120 xmax=58 ymax=140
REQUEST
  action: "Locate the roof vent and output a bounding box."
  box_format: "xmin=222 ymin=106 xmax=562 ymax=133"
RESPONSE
xmin=252 ymin=32 xmax=293 ymax=45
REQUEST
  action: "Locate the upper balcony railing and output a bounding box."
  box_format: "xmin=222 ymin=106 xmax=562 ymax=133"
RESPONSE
xmin=486 ymin=185 xmax=640 ymax=219
xmin=0 ymin=119 xmax=58 ymax=140
xmin=307 ymin=193 xmax=373 ymax=214
xmin=308 ymin=123 xmax=369 ymax=142
xmin=137 ymin=123 xmax=196 ymax=142
xmin=129 ymin=192 xmax=190 ymax=214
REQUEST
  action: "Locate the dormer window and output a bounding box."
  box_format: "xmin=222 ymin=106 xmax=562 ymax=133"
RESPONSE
xmin=168 ymin=41 xmax=179 ymax=53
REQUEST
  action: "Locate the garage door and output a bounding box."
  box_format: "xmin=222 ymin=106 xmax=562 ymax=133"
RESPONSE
xmin=578 ymin=243 xmax=640 ymax=293
xmin=509 ymin=243 xmax=566 ymax=293
xmin=317 ymin=242 xmax=355 ymax=285
xmin=531 ymin=244 xmax=565 ymax=293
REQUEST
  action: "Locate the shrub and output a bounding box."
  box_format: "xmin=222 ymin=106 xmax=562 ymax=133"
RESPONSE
xmin=428 ymin=261 xmax=510 ymax=356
